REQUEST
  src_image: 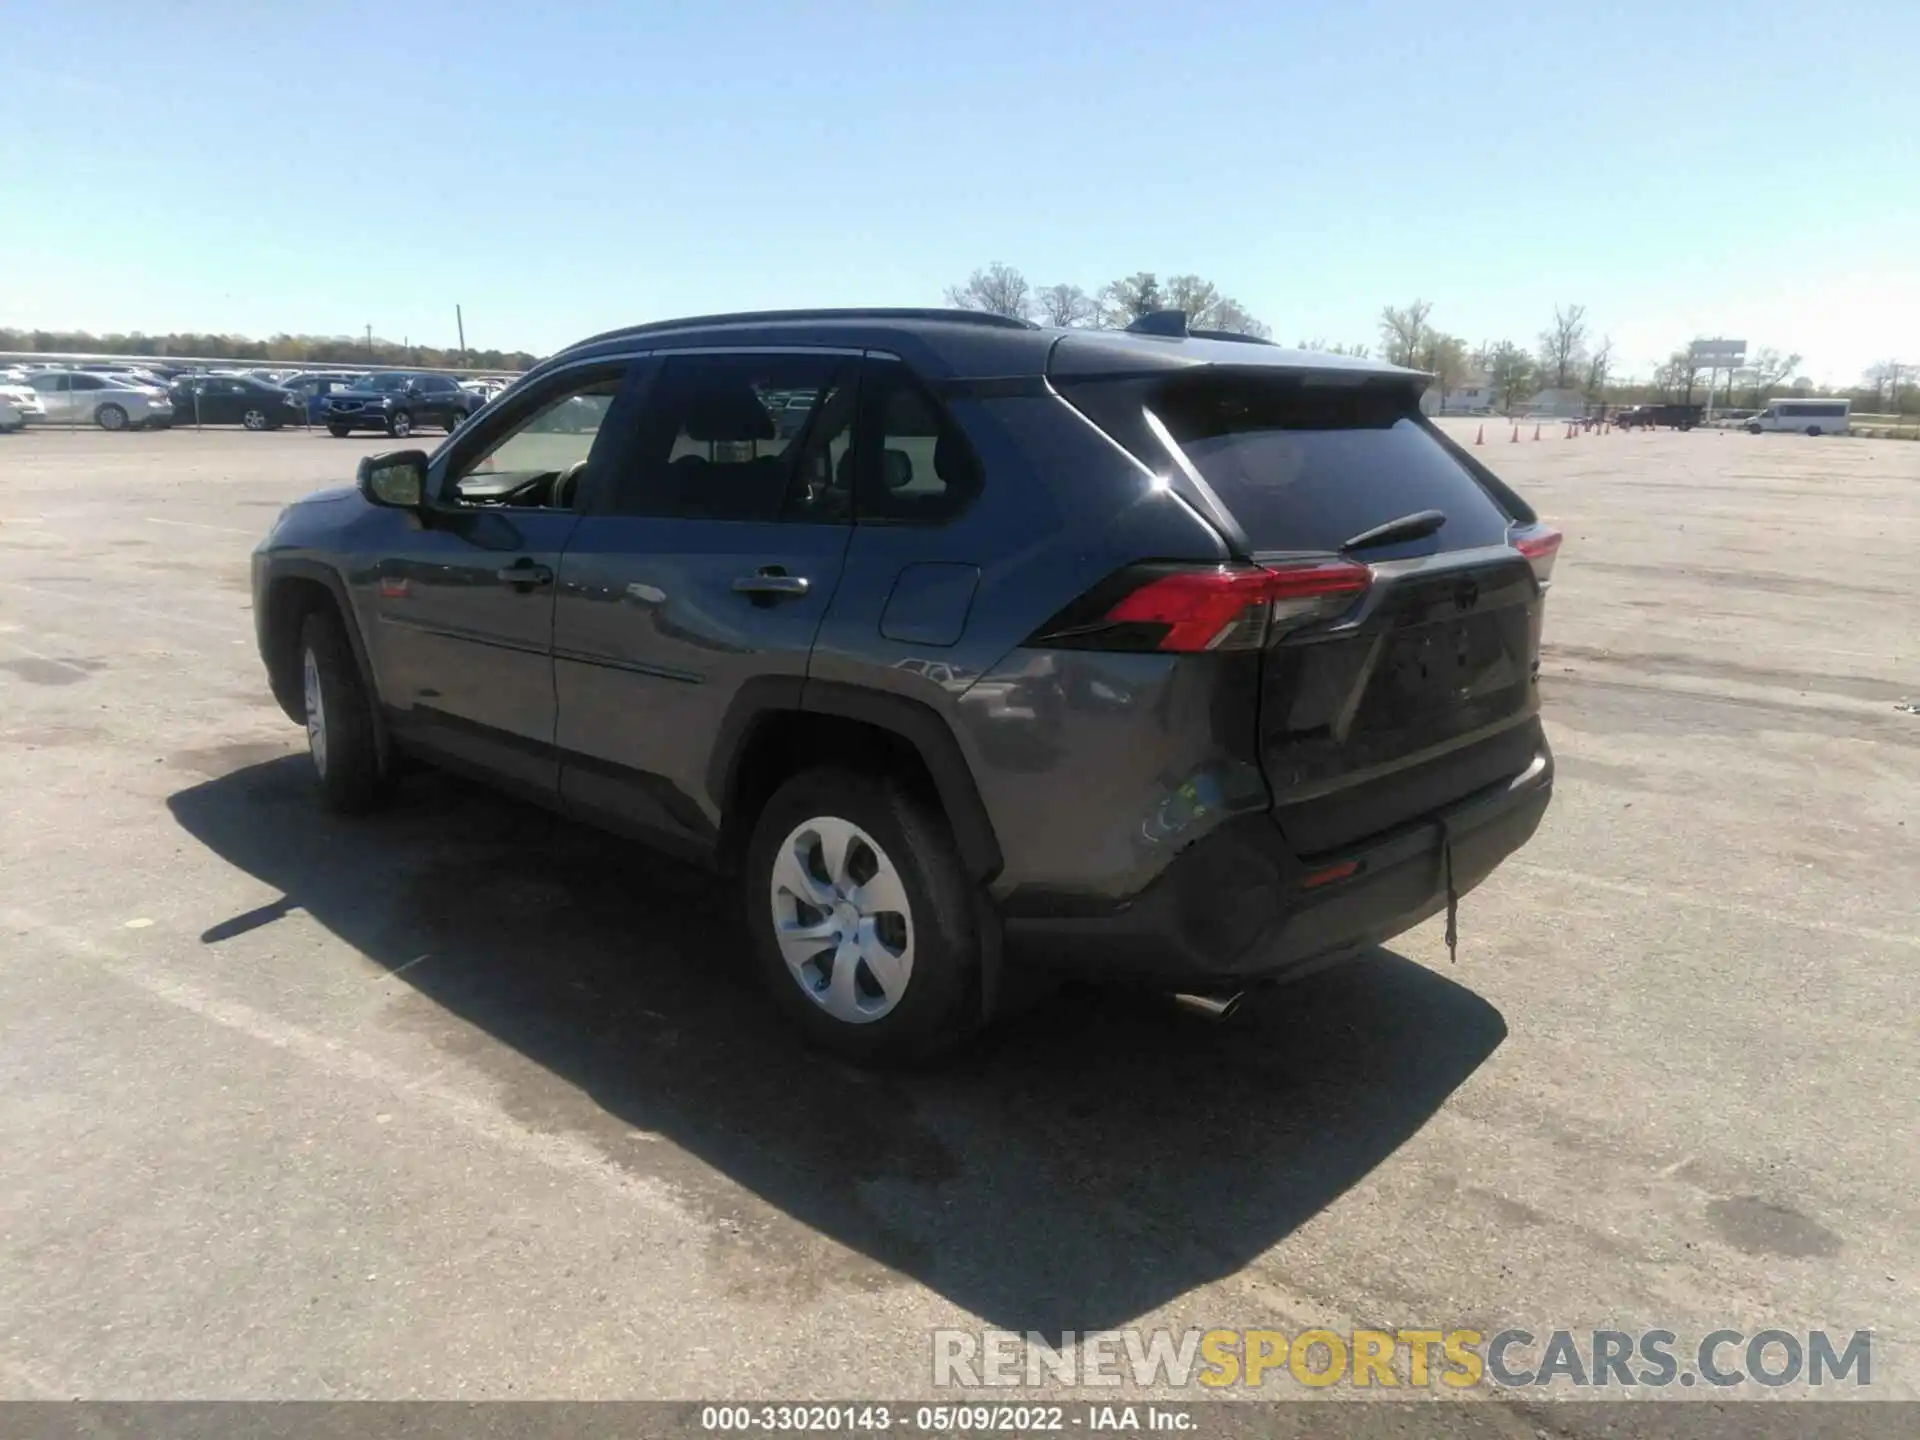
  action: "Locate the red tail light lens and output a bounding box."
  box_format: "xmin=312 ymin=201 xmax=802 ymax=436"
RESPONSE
xmin=1510 ymin=523 xmax=1563 ymax=585
xmin=1029 ymin=558 xmax=1371 ymax=653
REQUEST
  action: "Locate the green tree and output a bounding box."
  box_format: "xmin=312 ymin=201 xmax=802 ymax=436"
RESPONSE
xmin=1483 ymin=340 xmax=1536 ymax=412
xmin=1377 ymin=300 xmax=1433 ymax=367
xmin=1418 ymin=332 xmax=1471 ymax=404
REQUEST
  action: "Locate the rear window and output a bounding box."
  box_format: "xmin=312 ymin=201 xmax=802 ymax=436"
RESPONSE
xmin=1065 ymin=374 xmax=1519 ymax=556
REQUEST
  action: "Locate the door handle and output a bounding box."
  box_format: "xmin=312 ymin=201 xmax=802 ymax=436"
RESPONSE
xmin=497 ymin=562 xmax=553 ymax=588
xmin=732 ymin=571 xmax=810 ymax=599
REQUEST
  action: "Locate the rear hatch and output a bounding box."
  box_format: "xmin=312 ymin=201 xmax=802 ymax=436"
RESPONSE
xmin=1057 ymin=363 xmax=1557 ymax=855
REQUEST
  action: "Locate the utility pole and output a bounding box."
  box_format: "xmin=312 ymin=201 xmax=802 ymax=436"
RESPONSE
xmin=456 ymin=304 xmax=466 ymax=364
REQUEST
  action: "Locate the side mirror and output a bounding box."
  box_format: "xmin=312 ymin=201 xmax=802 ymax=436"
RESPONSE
xmin=883 ymin=447 xmax=914 ymax=490
xmin=357 ymin=450 xmax=429 ymax=509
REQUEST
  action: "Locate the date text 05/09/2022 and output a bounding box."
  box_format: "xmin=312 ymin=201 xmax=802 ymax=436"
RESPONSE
xmin=699 ymin=1403 xmax=1195 ymax=1432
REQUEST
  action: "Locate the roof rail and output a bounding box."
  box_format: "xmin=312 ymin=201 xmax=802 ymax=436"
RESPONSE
xmin=566 ymin=307 xmax=1038 ymax=353
xmin=1124 ymin=310 xmax=1275 ymax=346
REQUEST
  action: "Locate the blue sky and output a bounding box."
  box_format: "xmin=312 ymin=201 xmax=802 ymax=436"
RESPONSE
xmin=2 ymin=0 xmax=1913 ymax=382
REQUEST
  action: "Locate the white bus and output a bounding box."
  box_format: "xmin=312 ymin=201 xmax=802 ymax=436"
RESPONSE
xmin=1747 ymin=399 xmax=1849 ymax=435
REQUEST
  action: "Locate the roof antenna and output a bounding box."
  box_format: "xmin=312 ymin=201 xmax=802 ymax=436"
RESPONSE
xmin=1125 ymin=310 xmax=1189 ymax=338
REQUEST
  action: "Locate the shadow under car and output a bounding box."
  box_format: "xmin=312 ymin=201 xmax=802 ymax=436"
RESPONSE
xmin=166 ymin=755 xmax=1507 ymax=1336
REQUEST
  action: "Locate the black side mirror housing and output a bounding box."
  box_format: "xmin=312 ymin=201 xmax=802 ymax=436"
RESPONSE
xmin=358 ymin=450 xmax=429 ymax=509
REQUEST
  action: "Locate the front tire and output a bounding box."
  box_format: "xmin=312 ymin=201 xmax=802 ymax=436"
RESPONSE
xmin=327 ymin=423 xmax=351 ymax=438
xmin=96 ymin=403 xmax=128 ymax=431
xmin=744 ymin=767 xmax=980 ymax=1065
xmin=387 ymin=410 xmax=413 ymax=439
xmin=1807 ymin=425 xmax=1822 ymax=436
xmin=299 ymin=608 xmax=387 ymax=813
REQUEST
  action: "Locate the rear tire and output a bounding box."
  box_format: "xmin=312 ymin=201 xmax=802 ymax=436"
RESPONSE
xmin=299 ymin=608 xmax=387 ymax=813
xmin=242 ymin=408 xmax=269 ymax=431
xmin=744 ymin=767 xmax=980 ymax=1066
xmin=1807 ymin=425 xmax=1821 ymax=436
xmin=96 ymin=403 xmax=128 ymax=431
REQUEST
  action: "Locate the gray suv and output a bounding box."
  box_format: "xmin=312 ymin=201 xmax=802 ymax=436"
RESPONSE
xmin=252 ymin=308 xmax=1559 ymax=1063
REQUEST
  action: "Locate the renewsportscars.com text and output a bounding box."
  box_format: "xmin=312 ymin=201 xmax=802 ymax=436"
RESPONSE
xmin=932 ymin=1327 xmax=1873 ymax=1391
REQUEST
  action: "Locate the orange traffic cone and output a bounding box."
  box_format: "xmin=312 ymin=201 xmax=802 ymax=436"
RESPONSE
xmin=1475 ymin=424 xmax=1485 ymax=445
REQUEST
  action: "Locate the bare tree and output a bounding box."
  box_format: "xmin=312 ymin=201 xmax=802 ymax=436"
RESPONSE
xmin=1097 ymin=272 xmax=1165 ymax=328
xmin=1583 ymin=336 xmax=1614 ymax=400
xmin=1538 ymin=304 xmax=1589 ymax=390
xmin=1163 ymin=275 xmax=1221 ymax=324
xmin=1654 ymin=349 xmax=1704 ymax=404
xmin=1377 ymin=299 xmax=1433 ymax=367
xmin=945 ymin=262 xmax=1032 ymax=321
xmin=1739 ymin=347 xmax=1803 ymax=408
xmin=1860 ymin=360 xmax=1906 ymax=410
xmin=1034 ymin=283 xmax=1097 ymax=328
xmin=1483 ymin=340 xmax=1535 ymax=413
xmin=1204 ymin=297 xmax=1272 ymax=338
xmin=1151 ymin=275 xmax=1270 ymax=336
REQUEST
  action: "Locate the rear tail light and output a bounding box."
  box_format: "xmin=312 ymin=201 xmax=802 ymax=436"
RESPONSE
xmin=1027 ymin=558 xmax=1371 ymax=653
xmin=1510 ymin=523 xmax=1563 ymax=586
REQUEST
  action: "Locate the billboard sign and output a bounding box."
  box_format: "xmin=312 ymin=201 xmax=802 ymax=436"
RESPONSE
xmin=1690 ymin=338 xmax=1747 ymax=369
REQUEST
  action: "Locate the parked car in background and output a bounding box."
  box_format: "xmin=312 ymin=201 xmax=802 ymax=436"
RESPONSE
xmin=459 ymin=376 xmax=511 ymax=406
xmin=169 ymin=374 xmax=305 ymax=430
xmin=1747 ymin=399 xmax=1850 ymax=435
xmin=279 ymin=373 xmax=365 ymax=425
xmin=26 ymin=370 xmax=174 ymax=430
xmin=0 ymin=382 xmax=40 ymax=431
xmin=777 ymin=393 xmax=815 ymax=438
xmin=0 ymin=378 xmax=46 ymax=428
xmin=321 ymin=372 xmax=479 ymax=438
xmin=1615 ymin=403 xmax=1703 ymax=431
xmin=252 ymin=307 xmax=1559 ymax=1062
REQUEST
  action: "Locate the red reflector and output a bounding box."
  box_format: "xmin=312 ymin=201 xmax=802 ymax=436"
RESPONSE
xmin=1510 ymin=523 xmax=1563 ymax=585
xmin=1104 ymin=560 xmax=1370 ymax=652
xmin=1301 ymin=859 xmax=1359 ymax=889
xmin=1512 ymin=525 xmax=1562 ymax=561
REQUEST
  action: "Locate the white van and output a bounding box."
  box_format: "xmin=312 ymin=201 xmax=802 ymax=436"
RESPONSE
xmin=1747 ymin=399 xmax=1850 ymax=435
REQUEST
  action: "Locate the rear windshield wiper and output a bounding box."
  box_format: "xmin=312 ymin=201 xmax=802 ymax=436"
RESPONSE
xmin=1340 ymin=508 xmax=1447 ymax=552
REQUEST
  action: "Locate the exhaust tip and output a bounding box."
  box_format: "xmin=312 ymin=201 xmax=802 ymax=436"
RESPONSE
xmin=1171 ymin=990 xmax=1245 ymax=1022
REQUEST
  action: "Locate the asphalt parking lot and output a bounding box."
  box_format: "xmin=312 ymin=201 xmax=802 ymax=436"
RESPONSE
xmin=1 ymin=419 xmax=1915 ymax=1403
